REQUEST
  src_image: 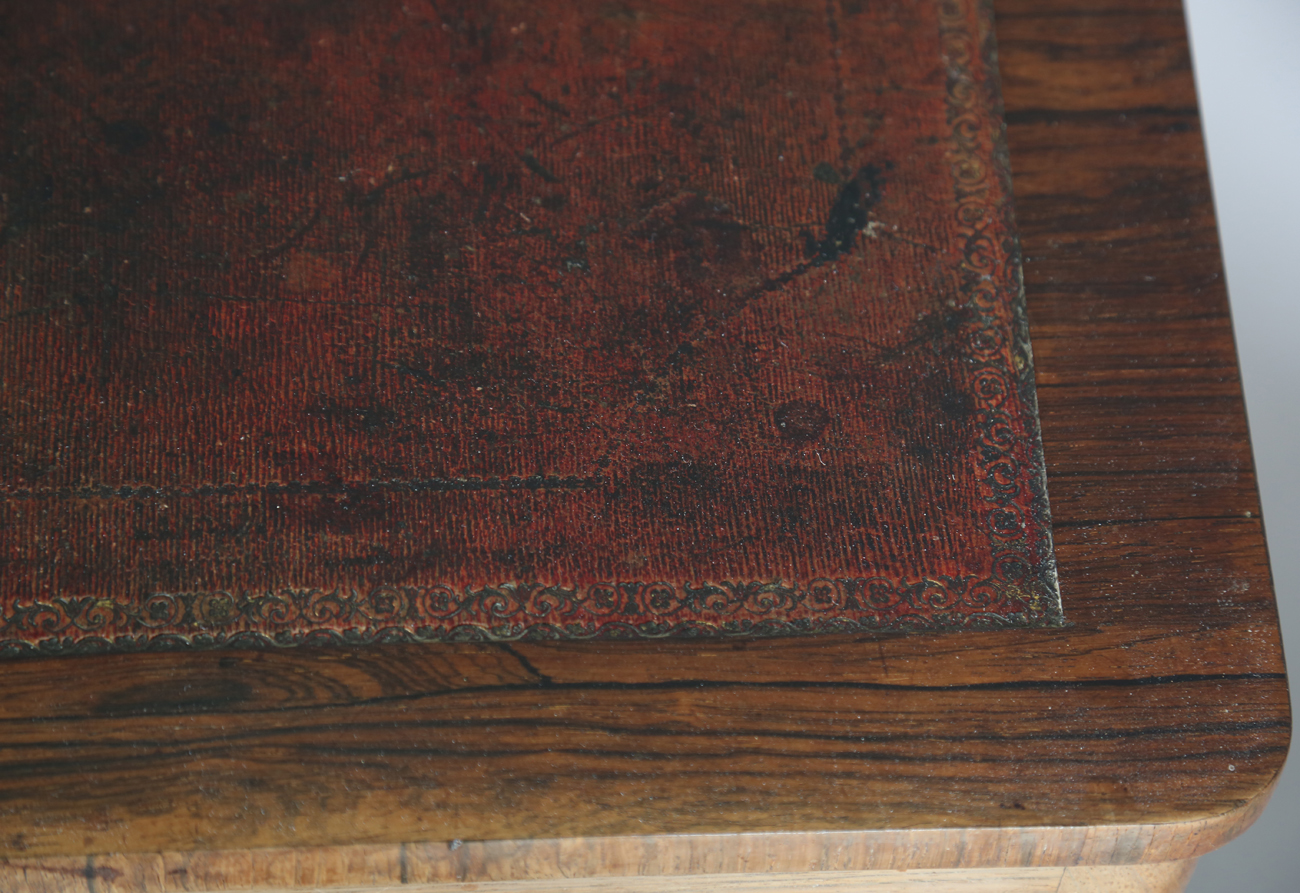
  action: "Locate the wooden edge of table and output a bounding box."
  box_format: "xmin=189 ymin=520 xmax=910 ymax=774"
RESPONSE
xmin=0 ymin=773 xmax=1277 ymax=892
xmin=0 ymin=862 xmax=1205 ymax=893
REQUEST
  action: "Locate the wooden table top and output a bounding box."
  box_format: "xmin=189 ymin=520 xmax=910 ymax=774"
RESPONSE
xmin=0 ymin=0 xmax=1288 ymax=889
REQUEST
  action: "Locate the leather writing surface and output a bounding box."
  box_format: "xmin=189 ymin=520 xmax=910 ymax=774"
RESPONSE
xmin=0 ymin=0 xmax=1060 ymax=651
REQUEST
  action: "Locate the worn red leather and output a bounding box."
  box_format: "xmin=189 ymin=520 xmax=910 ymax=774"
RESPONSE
xmin=0 ymin=0 xmax=1060 ymax=652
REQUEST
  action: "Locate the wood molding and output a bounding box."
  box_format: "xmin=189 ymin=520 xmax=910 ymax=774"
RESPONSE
xmin=0 ymin=857 xmax=1201 ymax=893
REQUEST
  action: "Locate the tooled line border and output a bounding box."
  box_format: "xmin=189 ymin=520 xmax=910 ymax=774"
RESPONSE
xmin=938 ymin=0 xmax=1061 ymax=628
xmin=0 ymin=0 xmax=1062 ymax=656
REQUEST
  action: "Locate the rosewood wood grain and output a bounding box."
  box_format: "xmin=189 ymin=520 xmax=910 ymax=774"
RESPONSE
xmin=0 ymin=0 xmax=1287 ymax=890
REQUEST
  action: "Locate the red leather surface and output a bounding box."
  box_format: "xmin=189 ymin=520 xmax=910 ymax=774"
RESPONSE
xmin=0 ymin=0 xmax=1059 ymax=650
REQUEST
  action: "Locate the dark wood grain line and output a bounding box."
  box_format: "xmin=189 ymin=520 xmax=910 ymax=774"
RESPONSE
xmin=0 ymin=672 xmax=1283 ymax=730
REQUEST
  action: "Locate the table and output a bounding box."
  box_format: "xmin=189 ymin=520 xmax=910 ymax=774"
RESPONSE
xmin=0 ymin=0 xmax=1287 ymax=890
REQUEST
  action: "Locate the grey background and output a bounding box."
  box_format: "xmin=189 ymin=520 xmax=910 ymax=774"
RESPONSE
xmin=1177 ymin=1 xmax=1296 ymax=889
